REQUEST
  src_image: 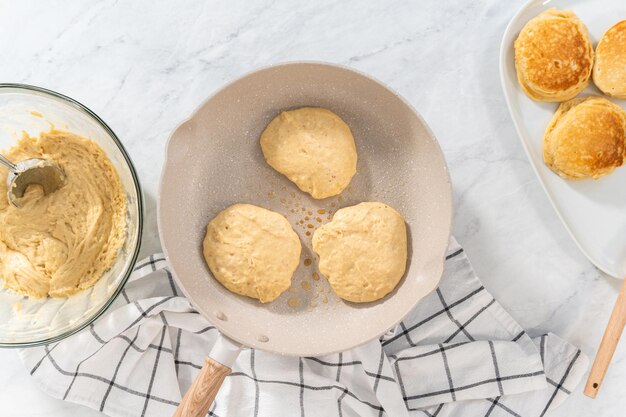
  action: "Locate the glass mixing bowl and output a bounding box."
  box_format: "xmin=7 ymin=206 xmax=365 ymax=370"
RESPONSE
xmin=0 ymin=84 xmax=143 ymax=347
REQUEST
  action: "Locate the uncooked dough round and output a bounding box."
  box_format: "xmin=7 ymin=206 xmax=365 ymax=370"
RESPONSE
xmin=260 ymin=107 xmax=357 ymax=199
xmin=203 ymin=204 xmax=301 ymax=303
xmin=312 ymin=202 xmax=407 ymax=303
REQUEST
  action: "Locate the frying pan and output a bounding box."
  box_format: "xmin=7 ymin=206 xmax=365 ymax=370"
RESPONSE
xmin=158 ymin=62 xmax=452 ymax=416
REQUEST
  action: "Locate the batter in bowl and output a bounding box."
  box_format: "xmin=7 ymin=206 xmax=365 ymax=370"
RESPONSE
xmin=0 ymin=130 xmax=127 ymax=298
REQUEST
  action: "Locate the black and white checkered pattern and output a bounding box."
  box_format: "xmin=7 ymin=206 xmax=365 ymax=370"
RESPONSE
xmin=18 ymin=239 xmax=588 ymax=417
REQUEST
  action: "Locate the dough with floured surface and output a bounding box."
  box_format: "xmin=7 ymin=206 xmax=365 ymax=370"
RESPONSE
xmin=0 ymin=130 xmax=127 ymax=298
xmin=312 ymin=202 xmax=407 ymax=303
xmin=260 ymin=107 xmax=357 ymax=199
xmin=203 ymin=204 xmax=301 ymax=303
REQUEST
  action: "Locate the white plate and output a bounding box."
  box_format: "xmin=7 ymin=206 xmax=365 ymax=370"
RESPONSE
xmin=500 ymin=0 xmax=626 ymax=279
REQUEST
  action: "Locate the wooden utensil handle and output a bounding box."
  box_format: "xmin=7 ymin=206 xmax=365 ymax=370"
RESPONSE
xmin=173 ymin=357 xmax=231 ymax=417
xmin=584 ymin=277 xmax=626 ymax=398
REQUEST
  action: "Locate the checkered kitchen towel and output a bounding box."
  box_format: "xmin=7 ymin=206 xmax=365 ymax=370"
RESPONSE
xmin=19 ymin=238 xmax=588 ymax=417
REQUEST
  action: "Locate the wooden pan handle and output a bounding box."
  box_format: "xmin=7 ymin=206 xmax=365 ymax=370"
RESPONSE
xmin=173 ymin=336 xmax=241 ymax=416
xmin=173 ymin=357 xmax=231 ymax=417
xmin=584 ymin=277 xmax=626 ymax=398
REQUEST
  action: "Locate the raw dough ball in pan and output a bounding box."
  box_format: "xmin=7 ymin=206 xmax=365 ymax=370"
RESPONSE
xmin=203 ymin=204 xmax=301 ymax=303
xmin=312 ymin=202 xmax=407 ymax=303
xmin=260 ymin=107 xmax=357 ymax=199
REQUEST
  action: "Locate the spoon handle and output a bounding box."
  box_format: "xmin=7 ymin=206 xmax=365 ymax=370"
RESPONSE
xmin=0 ymin=154 xmax=17 ymax=172
xmin=584 ymin=277 xmax=626 ymax=398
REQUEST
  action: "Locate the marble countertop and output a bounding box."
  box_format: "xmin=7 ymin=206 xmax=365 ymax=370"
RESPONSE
xmin=0 ymin=0 xmax=624 ymax=415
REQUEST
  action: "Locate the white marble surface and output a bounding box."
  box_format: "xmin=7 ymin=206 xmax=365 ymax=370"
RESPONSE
xmin=0 ymin=0 xmax=624 ymax=415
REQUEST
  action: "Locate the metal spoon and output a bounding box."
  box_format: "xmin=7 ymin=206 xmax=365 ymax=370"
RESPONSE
xmin=0 ymin=154 xmax=65 ymax=207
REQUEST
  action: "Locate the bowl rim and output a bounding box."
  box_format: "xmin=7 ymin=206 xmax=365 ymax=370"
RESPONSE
xmin=0 ymin=83 xmax=144 ymax=348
